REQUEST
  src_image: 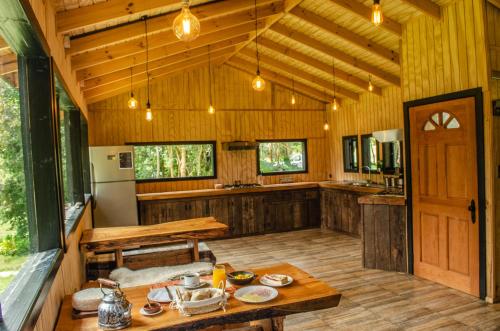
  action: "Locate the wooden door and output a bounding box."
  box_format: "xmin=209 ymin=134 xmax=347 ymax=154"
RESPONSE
xmin=410 ymin=97 xmax=479 ymax=296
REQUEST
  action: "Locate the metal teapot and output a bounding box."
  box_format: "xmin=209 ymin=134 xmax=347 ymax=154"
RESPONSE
xmin=97 ymin=278 xmax=132 ymax=330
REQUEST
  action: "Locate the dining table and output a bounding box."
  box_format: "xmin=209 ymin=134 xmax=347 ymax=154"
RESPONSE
xmin=55 ymin=263 xmax=341 ymax=331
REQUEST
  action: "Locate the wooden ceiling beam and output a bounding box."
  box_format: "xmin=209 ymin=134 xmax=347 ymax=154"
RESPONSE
xmin=488 ymin=0 xmax=500 ymax=9
xmin=290 ymin=7 xmax=399 ymax=65
xmin=227 ymin=57 xmax=333 ymax=103
xmin=85 ymin=54 xmax=227 ymax=103
xmin=327 ymin=0 xmax=402 ymax=37
xmin=75 ymin=21 xmax=263 ymax=80
xmin=400 ymin=0 xmax=441 ymax=19
xmin=82 ymin=44 xmax=239 ymax=91
xmin=239 ymin=48 xmax=359 ymax=101
xmin=68 ymin=0 xmax=280 ymax=54
xmin=258 ymin=37 xmax=382 ymax=95
xmin=71 ymin=14 xmax=273 ymax=70
xmin=270 ymin=23 xmax=400 ymax=86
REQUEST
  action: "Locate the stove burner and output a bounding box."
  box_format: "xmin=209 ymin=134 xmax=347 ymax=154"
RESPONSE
xmin=223 ymin=183 xmax=262 ymax=190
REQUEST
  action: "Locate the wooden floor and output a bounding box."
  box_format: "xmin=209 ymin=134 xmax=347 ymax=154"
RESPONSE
xmin=209 ymin=229 xmax=500 ymax=331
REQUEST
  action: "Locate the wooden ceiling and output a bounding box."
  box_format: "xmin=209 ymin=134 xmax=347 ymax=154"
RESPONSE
xmin=50 ymin=0 xmax=456 ymax=105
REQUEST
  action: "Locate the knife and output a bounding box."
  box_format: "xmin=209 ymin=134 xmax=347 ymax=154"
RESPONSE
xmin=165 ymin=286 xmax=173 ymax=301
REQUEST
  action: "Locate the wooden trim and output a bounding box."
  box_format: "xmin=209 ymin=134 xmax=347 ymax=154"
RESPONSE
xmin=270 ymin=23 xmax=401 ymax=86
xmin=239 ymin=48 xmax=360 ymax=101
xmin=68 ymin=0 xmax=281 ymax=55
xmin=400 ymin=0 xmax=441 ymax=20
xmin=257 ymin=37 xmax=382 ymax=95
xmin=290 ymin=7 xmax=400 ymax=65
xmin=487 ymin=0 xmax=500 ymax=9
xmin=403 ymin=88 xmax=486 ymax=299
xmin=327 ymin=0 xmax=402 ymax=37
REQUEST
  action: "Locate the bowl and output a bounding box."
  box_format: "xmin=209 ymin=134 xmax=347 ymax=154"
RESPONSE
xmin=143 ymin=302 xmax=162 ymax=314
xmin=226 ymin=271 xmax=256 ymax=285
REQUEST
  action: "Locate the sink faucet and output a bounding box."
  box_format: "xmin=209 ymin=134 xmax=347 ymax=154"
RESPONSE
xmin=363 ymin=166 xmax=372 ymax=184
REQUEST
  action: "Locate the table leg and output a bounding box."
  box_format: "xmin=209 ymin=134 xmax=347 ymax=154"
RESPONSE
xmin=192 ymin=239 xmax=200 ymax=262
xmin=115 ymin=249 xmax=123 ymax=267
xmin=271 ymin=317 xmax=284 ymax=331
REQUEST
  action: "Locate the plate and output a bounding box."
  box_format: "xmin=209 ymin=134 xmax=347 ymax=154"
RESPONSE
xmin=140 ymin=307 xmax=164 ymax=316
xmin=259 ymin=274 xmax=293 ymax=287
xmin=148 ymin=288 xmax=172 ymax=303
xmin=234 ymin=285 xmax=278 ymax=303
xmin=182 ymin=281 xmax=210 ymax=290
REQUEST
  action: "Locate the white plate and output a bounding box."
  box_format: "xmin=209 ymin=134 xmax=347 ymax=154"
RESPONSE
xmin=234 ymin=285 xmax=278 ymax=303
xmin=148 ymin=288 xmax=172 ymax=303
xmin=140 ymin=307 xmax=164 ymax=316
xmin=259 ymin=274 xmax=293 ymax=287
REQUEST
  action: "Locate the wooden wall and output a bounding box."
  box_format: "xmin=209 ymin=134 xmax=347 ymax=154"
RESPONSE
xmin=33 ymin=205 xmax=92 ymax=331
xmin=88 ymin=65 xmax=330 ymax=193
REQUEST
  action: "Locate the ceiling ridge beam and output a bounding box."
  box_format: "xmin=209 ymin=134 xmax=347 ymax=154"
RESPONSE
xmin=72 ymin=19 xmax=267 ymax=71
xmin=327 ymin=0 xmax=402 ymax=37
xmin=227 ymin=56 xmax=334 ymax=103
xmin=239 ymin=48 xmax=359 ymax=101
xmin=68 ymin=0 xmax=281 ymax=54
xmin=82 ymin=44 xmax=239 ymax=91
xmin=258 ymin=37 xmax=382 ymax=95
xmin=290 ymin=7 xmax=399 ymax=65
xmin=270 ymin=23 xmax=400 ymax=86
xmin=400 ymin=0 xmax=441 ymax=19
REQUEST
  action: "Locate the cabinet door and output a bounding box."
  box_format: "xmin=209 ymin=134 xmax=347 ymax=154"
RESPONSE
xmin=332 ymin=191 xmax=343 ymax=231
xmin=292 ymin=201 xmax=308 ymax=229
xmin=349 ymin=193 xmax=362 ymax=236
xmin=208 ymin=197 xmax=233 ymax=237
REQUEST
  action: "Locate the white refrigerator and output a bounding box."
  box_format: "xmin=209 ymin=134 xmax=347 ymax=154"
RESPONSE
xmin=90 ymin=146 xmax=139 ymax=228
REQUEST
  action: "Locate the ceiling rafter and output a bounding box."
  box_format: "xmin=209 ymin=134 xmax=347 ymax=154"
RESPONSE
xmin=400 ymin=0 xmax=441 ymax=19
xmin=258 ymin=37 xmax=382 ymax=95
xmin=228 ymin=56 xmax=336 ymax=103
xmin=271 ymin=23 xmax=400 ymax=86
xmin=68 ymin=0 xmax=280 ymax=55
xmin=488 ymin=0 xmax=500 ymax=9
xmin=85 ymin=51 xmax=231 ymax=103
xmin=290 ymin=7 xmax=399 ymax=65
xmin=239 ymin=48 xmax=359 ymax=101
xmin=327 ymin=0 xmax=402 ymax=37
xmin=82 ymin=41 xmax=244 ymax=91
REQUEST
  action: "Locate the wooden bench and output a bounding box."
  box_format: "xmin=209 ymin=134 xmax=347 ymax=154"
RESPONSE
xmin=80 ymin=217 xmax=228 ymax=267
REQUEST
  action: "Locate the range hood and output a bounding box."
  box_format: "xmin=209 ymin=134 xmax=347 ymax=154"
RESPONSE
xmin=372 ymin=129 xmax=403 ymax=143
xmin=222 ymin=141 xmax=259 ymax=151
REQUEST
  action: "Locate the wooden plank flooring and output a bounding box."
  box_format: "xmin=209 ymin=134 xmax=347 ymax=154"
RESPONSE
xmin=208 ymin=229 xmax=500 ymax=330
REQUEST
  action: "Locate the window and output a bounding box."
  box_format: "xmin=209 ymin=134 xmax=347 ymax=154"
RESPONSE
xmin=361 ymin=134 xmax=380 ymax=173
xmin=382 ymin=141 xmax=403 ymax=174
xmin=423 ymin=111 xmax=461 ymax=131
xmin=342 ymin=135 xmax=359 ymax=173
xmin=0 ymin=41 xmax=29 ymax=296
xmin=257 ymin=140 xmax=308 ymax=175
xmin=133 ymin=142 xmax=216 ymax=181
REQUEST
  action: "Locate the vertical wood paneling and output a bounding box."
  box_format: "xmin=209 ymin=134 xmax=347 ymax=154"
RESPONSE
xmin=88 ymin=66 xmax=328 ymax=193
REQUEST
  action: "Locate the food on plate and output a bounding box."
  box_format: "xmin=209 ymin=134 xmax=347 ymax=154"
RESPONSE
xmin=190 ymin=288 xmax=213 ymax=301
xmin=263 ymin=274 xmax=289 ymax=285
xmin=234 ymin=273 xmax=253 ymax=280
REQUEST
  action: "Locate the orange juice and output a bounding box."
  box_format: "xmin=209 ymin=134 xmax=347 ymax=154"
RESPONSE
xmin=212 ymin=264 xmax=226 ymax=289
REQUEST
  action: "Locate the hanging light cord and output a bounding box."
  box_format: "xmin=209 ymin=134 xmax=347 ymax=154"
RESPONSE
xmin=254 ymin=0 xmax=260 ymax=74
xmin=208 ymin=45 xmax=212 ymax=105
xmin=332 ymin=59 xmax=336 ymax=98
xmin=144 ymin=16 xmax=151 ymax=105
xmin=130 ymin=67 xmax=133 ymax=94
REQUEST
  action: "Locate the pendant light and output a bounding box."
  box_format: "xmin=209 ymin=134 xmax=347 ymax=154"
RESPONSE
xmin=173 ymin=0 xmax=200 ymax=42
xmin=207 ymin=45 xmax=215 ymax=114
xmin=371 ymin=0 xmax=383 ymax=26
xmin=323 ymin=90 xmax=330 ymax=131
xmin=368 ymin=74 xmax=374 ymax=92
xmin=252 ymin=0 xmax=265 ymax=92
xmin=291 ymin=78 xmax=296 ymax=105
xmin=331 ymin=59 xmax=339 ymax=111
xmin=127 ymin=67 xmax=138 ymax=109
xmin=144 ymin=17 xmax=153 ymax=121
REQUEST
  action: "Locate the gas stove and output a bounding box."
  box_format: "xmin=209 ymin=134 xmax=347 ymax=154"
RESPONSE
xmin=223 ymin=183 xmax=262 ymax=190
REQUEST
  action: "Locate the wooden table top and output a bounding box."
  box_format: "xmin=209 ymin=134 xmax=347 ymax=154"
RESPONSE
xmin=55 ymin=263 xmax=341 ymax=331
xmin=80 ymin=217 xmax=228 ymax=251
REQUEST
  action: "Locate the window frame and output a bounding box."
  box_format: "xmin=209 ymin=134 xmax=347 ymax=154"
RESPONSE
xmin=342 ymin=135 xmax=359 ymax=173
xmin=129 ymin=141 xmax=218 ymax=183
xmin=360 ymin=134 xmax=381 ymax=174
xmin=256 ymin=139 xmax=308 ymax=176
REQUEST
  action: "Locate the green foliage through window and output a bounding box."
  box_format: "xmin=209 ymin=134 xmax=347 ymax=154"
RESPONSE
xmin=134 ymin=143 xmax=216 ymax=181
xmin=258 ymin=140 xmax=307 ymax=175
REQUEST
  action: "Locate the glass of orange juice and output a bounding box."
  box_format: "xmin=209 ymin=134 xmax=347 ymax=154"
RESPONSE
xmin=212 ymin=264 xmax=226 ymax=289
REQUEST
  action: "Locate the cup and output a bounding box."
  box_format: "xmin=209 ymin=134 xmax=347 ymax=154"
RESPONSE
xmin=181 ymin=273 xmax=200 ymax=288
xmin=212 ymin=264 xmax=227 ymax=289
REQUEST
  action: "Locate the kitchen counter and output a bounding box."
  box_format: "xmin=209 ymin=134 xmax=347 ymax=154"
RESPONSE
xmin=358 ymin=194 xmax=406 ymax=206
xmin=318 ymin=182 xmax=384 ymax=194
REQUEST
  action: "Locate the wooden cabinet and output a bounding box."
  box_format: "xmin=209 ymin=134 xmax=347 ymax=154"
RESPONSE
xmin=138 ymin=189 xmax=320 ymax=237
xmin=320 ymin=189 xmax=366 ymax=237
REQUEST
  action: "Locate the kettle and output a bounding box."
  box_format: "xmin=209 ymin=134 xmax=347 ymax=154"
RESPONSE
xmin=97 ymin=278 xmax=132 ymax=330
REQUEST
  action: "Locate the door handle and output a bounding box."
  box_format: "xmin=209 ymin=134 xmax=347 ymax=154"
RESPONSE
xmin=468 ymin=199 xmax=476 ymax=224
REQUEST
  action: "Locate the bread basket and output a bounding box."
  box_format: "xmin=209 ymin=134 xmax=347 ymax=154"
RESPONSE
xmin=170 ymin=282 xmax=228 ymax=316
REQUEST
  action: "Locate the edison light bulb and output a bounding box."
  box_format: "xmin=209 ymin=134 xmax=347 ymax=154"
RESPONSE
xmin=145 ymin=102 xmax=153 ymax=121
xmin=208 ymin=104 xmax=215 ymax=114
xmin=368 ymin=80 xmax=374 ymax=92
xmin=332 ymin=98 xmax=338 ymax=111
xmin=127 ymin=93 xmax=138 ymax=109
xmin=323 ymin=122 xmax=330 ymax=131
xmin=173 ymin=1 xmax=200 ymax=42
xmin=252 ymin=74 xmax=266 ymax=91
xmin=291 ymin=94 xmax=296 ymax=105
xmin=372 ymin=0 xmax=383 ymax=26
